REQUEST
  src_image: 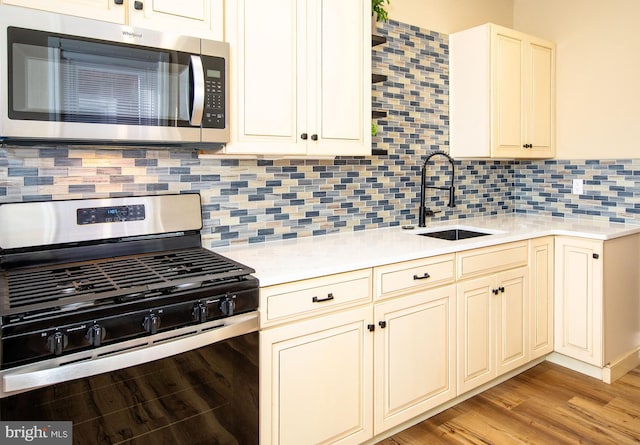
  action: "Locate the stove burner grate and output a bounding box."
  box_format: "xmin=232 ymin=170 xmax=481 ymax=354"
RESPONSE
xmin=1 ymin=248 xmax=253 ymax=316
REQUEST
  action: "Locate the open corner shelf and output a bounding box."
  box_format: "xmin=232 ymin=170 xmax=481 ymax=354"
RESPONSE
xmin=372 ymin=34 xmax=387 ymax=47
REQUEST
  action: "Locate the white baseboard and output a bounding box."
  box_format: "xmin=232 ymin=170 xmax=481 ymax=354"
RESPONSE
xmin=545 ymin=352 xmax=603 ymax=380
xmin=603 ymin=347 xmax=640 ymax=384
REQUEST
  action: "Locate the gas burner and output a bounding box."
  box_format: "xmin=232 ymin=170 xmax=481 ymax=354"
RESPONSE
xmin=172 ymin=281 xmax=203 ymax=290
xmin=166 ymin=263 xmax=203 ymax=275
xmin=58 ymin=280 xmax=96 ymax=294
xmin=58 ymin=301 xmax=96 ymax=312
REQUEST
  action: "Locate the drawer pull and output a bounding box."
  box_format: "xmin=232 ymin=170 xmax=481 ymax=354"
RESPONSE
xmin=312 ymin=293 xmax=335 ymax=303
xmin=413 ymin=272 xmax=431 ymax=280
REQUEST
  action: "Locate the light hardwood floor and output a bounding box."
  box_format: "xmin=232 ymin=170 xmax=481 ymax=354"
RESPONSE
xmin=379 ymin=361 xmax=640 ymax=444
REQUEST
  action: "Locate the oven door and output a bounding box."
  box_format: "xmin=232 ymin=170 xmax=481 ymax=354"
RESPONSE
xmin=0 ymin=313 xmax=258 ymax=445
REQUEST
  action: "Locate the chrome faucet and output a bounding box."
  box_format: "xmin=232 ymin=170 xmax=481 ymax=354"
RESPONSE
xmin=418 ymin=151 xmax=456 ymax=227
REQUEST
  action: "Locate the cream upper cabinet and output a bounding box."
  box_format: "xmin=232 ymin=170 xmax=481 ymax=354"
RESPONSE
xmin=529 ymin=237 xmax=554 ymax=359
xmin=450 ymin=23 xmax=555 ymax=159
xmin=3 ymin=0 xmax=223 ymax=40
xmin=2 ymin=0 xmax=125 ymax=23
xmin=128 ymin=0 xmax=223 ymax=40
xmin=224 ymin=0 xmax=371 ymax=156
xmin=373 ymin=284 xmax=456 ymax=434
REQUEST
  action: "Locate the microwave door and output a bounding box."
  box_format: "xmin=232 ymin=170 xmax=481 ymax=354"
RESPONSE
xmin=6 ymin=26 xmax=202 ymax=143
xmin=55 ymin=38 xmax=170 ymax=126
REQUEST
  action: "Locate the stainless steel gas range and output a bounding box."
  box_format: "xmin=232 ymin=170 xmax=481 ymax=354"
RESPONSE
xmin=0 ymin=194 xmax=259 ymax=444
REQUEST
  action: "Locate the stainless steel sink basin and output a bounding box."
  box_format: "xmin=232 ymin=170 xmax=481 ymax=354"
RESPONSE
xmin=418 ymin=228 xmax=491 ymax=241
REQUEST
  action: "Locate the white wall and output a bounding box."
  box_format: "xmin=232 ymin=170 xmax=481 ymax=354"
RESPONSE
xmin=513 ymin=0 xmax=640 ymax=159
xmin=388 ymin=0 xmax=513 ymax=34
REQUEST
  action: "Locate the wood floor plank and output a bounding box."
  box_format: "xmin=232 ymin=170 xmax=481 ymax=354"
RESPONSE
xmin=562 ymin=396 xmax=640 ymax=444
xmin=380 ymin=362 xmax=640 ymax=445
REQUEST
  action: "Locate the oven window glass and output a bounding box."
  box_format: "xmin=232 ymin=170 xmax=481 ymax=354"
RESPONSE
xmin=8 ymin=27 xmax=191 ymax=127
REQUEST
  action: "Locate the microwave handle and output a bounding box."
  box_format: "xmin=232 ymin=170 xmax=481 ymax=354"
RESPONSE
xmin=189 ymin=55 xmax=205 ymax=126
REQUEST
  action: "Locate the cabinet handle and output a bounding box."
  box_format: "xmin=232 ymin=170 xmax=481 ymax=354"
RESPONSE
xmin=492 ymin=288 xmax=499 ymax=295
xmin=311 ymin=134 xmax=318 ymax=141
xmin=300 ymin=133 xmax=308 ymax=140
xmin=523 ymin=143 xmax=533 ymax=149
xmin=413 ymin=272 xmax=431 ymax=280
xmin=499 ymin=286 xmax=505 ymax=293
xmin=312 ymin=293 xmax=334 ymax=303
xmin=593 ymin=253 xmax=600 ymax=259
xmin=367 ymin=324 xmax=376 ymax=332
xmin=134 ymin=1 xmax=143 ymax=10
xmin=378 ymin=321 xmax=387 ymax=329
xmin=114 ymin=0 xmax=124 ymax=4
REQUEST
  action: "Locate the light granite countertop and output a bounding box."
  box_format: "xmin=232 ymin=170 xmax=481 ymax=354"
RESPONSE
xmin=214 ymin=214 xmax=640 ymax=287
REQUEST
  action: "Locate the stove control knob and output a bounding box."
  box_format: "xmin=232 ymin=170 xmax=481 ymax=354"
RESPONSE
xmin=192 ymin=302 xmax=209 ymax=323
xmin=143 ymin=313 xmax=161 ymax=334
xmin=86 ymin=324 xmax=106 ymax=347
xmin=219 ymin=294 xmax=236 ymax=317
xmin=46 ymin=331 xmax=68 ymax=356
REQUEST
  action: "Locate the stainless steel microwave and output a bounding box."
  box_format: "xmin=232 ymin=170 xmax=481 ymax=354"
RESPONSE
xmin=0 ymin=5 xmax=229 ymax=148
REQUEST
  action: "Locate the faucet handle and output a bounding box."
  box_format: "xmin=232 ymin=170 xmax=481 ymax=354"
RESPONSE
xmin=424 ymin=208 xmax=442 ymax=217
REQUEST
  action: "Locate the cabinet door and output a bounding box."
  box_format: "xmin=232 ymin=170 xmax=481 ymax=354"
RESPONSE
xmin=3 ymin=0 xmax=125 ymax=22
xmin=529 ymin=237 xmax=554 ymax=358
xmin=526 ymin=38 xmax=555 ymax=157
xmin=225 ymin=0 xmax=304 ymax=155
xmin=374 ymin=285 xmax=456 ymax=433
xmin=306 ymin=0 xmax=370 ymax=156
xmin=225 ymin=0 xmax=370 ymax=156
xmin=261 ymin=306 xmax=373 ymax=445
xmin=496 ymin=267 xmax=529 ymax=374
xmin=457 ymin=276 xmax=496 ymax=394
xmin=491 ymin=28 xmax=524 ymax=157
xmin=554 ymin=237 xmax=603 ymax=366
xmin=129 ymin=0 xmax=222 ymax=40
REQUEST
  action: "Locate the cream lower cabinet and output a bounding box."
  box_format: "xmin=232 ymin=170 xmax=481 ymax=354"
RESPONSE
xmin=456 ymin=242 xmax=529 ymax=394
xmin=554 ymin=236 xmax=602 ymax=366
xmin=260 ymin=269 xmax=374 ymax=445
xmin=373 ymin=284 xmax=456 ymax=434
xmin=529 ymin=237 xmax=554 ymax=359
xmin=456 ymin=268 xmax=528 ymax=394
xmin=554 ymin=235 xmax=640 ymax=375
xmin=372 ymin=254 xmax=456 ymax=434
xmin=261 ymin=306 xmax=373 ymax=445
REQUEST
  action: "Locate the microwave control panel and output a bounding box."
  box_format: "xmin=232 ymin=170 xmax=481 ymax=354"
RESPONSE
xmin=201 ymin=55 xmax=226 ymax=129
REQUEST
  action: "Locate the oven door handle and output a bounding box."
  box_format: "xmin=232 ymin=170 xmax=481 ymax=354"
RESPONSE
xmin=2 ymin=312 xmax=257 ymax=394
xmin=189 ymin=55 xmax=205 ymax=126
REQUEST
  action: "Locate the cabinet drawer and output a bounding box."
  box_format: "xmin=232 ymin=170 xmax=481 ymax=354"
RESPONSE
xmin=260 ymin=269 xmax=372 ymax=327
xmin=457 ymin=241 xmax=528 ymax=279
xmin=374 ymin=254 xmax=455 ymax=300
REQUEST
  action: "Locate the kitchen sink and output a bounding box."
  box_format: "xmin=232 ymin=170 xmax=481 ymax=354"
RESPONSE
xmin=418 ymin=228 xmax=492 ymax=241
